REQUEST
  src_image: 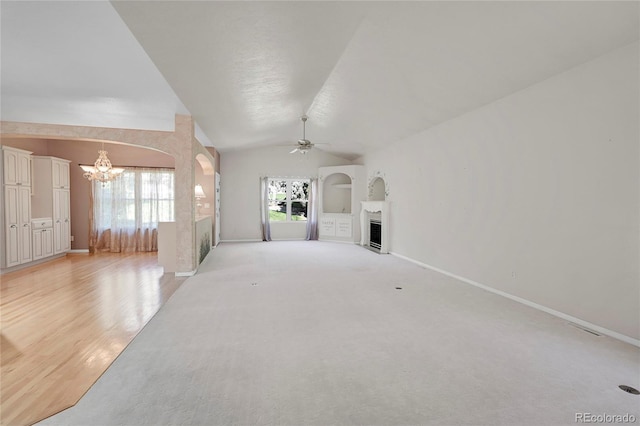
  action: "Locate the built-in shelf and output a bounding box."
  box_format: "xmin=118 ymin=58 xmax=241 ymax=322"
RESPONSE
xmin=319 ymin=165 xmax=365 ymax=243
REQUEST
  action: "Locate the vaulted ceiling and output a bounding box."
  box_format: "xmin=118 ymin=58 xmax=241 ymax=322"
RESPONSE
xmin=2 ymin=1 xmax=638 ymax=160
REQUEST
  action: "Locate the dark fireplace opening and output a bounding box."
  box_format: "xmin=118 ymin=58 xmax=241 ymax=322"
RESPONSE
xmin=370 ymin=219 xmax=382 ymax=250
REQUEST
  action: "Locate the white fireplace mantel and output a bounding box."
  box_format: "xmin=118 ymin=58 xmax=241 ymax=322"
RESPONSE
xmin=360 ymin=201 xmax=390 ymax=254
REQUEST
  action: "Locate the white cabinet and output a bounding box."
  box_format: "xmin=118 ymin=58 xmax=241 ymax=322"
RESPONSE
xmin=319 ymin=215 xmax=353 ymax=238
xmin=53 ymin=189 xmax=70 ymax=254
xmin=3 ymin=147 xmax=31 ymax=187
xmin=32 ymin=156 xmax=72 ymax=256
xmin=320 ymin=216 xmax=336 ymax=237
xmin=4 ymin=185 xmax=32 ymax=267
xmin=33 ymin=228 xmax=53 ymax=261
xmin=52 ymin=160 xmax=70 ymax=189
xmin=318 ymin=165 xmax=366 ymax=243
xmin=2 ymin=147 xmax=33 ymax=268
xmin=335 ymin=217 xmax=352 ymax=238
xmin=1 ymin=150 xmax=69 ymax=269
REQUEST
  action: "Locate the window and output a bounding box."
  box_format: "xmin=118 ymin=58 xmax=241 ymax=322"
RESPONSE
xmin=94 ymin=168 xmax=174 ymax=234
xmin=268 ymin=178 xmax=309 ymax=222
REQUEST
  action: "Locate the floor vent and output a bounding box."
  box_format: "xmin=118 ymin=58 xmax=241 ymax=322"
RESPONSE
xmin=619 ymin=385 xmax=640 ymax=395
xmin=568 ymin=322 xmax=601 ymax=336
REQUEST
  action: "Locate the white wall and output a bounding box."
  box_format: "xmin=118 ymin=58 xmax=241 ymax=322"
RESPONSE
xmin=220 ymin=146 xmax=351 ymax=241
xmin=362 ymin=42 xmax=639 ymax=341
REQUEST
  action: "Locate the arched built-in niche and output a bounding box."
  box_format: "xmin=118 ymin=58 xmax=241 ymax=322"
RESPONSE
xmin=368 ymin=171 xmax=389 ymax=201
xmin=369 ymin=177 xmax=386 ymax=201
xmin=195 ymin=153 xmax=215 ymax=215
xmin=322 ymin=172 xmax=352 ymax=213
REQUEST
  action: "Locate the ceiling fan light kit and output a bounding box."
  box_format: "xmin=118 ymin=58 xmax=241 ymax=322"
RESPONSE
xmin=290 ymin=115 xmax=314 ymax=155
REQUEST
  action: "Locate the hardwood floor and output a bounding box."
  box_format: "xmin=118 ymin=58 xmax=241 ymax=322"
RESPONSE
xmin=0 ymin=252 xmax=184 ymax=426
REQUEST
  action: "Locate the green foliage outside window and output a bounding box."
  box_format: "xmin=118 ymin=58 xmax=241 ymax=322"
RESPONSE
xmin=268 ymin=179 xmax=309 ymax=222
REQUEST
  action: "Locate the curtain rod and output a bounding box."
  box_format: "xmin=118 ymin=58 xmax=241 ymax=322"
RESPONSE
xmin=78 ymin=164 xmax=175 ymax=170
xmin=260 ymin=175 xmax=317 ymax=179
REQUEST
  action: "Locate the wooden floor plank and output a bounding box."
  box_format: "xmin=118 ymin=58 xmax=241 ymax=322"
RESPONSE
xmin=0 ymin=252 xmax=183 ymax=426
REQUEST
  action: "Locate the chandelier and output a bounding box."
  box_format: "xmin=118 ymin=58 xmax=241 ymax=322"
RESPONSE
xmin=80 ymin=145 xmax=125 ymax=184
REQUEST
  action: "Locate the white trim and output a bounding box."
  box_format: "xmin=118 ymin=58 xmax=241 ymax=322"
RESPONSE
xmin=271 ymin=238 xmax=306 ymax=241
xmin=390 ymin=251 xmax=640 ymax=348
xmin=318 ymin=238 xmax=357 ymax=245
xmin=220 ymin=239 xmax=262 ymax=243
xmin=68 ymin=249 xmax=90 ymax=253
xmin=0 ymin=253 xmax=67 ymax=274
xmin=175 ymin=270 xmax=197 ymax=277
xmin=270 ymin=221 xmax=308 ymax=225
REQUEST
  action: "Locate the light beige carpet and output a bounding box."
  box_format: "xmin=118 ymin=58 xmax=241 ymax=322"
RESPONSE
xmin=39 ymin=241 xmax=639 ymax=425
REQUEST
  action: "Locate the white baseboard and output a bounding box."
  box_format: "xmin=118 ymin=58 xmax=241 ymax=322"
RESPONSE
xmin=390 ymin=251 xmax=640 ymax=348
xmin=318 ymin=238 xmax=359 ymax=245
xmin=69 ymin=249 xmax=90 ymax=253
xmin=220 ymin=239 xmax=262 ymax=243
xmin=0 ymin=253 xmax=67 ymax=274
xmin=175 ymin=270 xmax=197 ymax=277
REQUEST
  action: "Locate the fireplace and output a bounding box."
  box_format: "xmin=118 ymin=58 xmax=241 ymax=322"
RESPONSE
xmin=359 ymin=201 xmax=389 ymax=254
xmin=369 ymin=220 xmax=382 ymax=250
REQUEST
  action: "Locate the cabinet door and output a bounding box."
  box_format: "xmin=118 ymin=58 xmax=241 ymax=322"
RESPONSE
xmin=53 ymin=189 xmax=62 ymax=253
xmin=2 ymin=185 xmax=31 ymax=266
xmin=33 ymin=230 xmax=44 ymax=260
xmin=2 ymin=150 xmax=31 ymax=186
xmin=54 ymin=189 xmax=71 ymax=253
xmin=42 ymin=228 xmax=54 ymax=257
xmin=52 ymin=160 xmax=70 ymax=189
xmin=18 ymin=186 xmax=31 ymax=226
xmin=335 ymin=217 xmax=352 ymax=238
xmin=319 ymin=216 xmax=336 ymax=237
xmin=18 ymin=153 xmax=31 ymax=186
xmin=52 ymin=160 xmax=62 ymax=188
xmin=4 ymin=186 xmax=20 ymax=267
xmin=3 ymin=150 xmax=18 ymax=185
xmin=61 ymin=190 xmax=70 ymax=251
xmin=61 ymin=162 xmax=70 ymax=188
xmin=18 ymin=186 xmax=32 ymax=263
xmin=33 ymin=228 xmax=53 ymax=260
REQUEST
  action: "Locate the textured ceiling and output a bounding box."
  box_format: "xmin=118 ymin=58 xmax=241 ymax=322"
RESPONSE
xmin=0 ymin=1 xmax=202 ymax=137
xmin=2 ymin=1 xmax=639 ymax=159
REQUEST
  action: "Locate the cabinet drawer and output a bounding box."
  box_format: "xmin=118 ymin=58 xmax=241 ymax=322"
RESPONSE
xmin=32 ymin=218 xmax=53 ymax=229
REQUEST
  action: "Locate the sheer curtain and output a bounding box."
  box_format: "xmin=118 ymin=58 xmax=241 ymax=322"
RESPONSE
xmin=305 ymin=178 xmax=319 ymax=240
xmin=90 ymin=168 xmax=174 ymax=253
xmin=260 ymin=176 xmax=271 ymax=241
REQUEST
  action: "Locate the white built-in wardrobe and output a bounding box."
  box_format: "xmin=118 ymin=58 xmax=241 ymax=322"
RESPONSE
xmin=1 ymin=146 xmax=71 ymax=271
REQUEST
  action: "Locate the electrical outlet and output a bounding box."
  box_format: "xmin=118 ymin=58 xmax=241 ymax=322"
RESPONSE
xmin=70 ymin=235 xmax=74 ymax=242
xmin=204 ymin=203 xmax=210 ymax=209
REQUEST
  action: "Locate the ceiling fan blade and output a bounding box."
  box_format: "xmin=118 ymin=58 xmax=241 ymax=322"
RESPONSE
xmin=289 ymin=148 xmax=299 ymax=154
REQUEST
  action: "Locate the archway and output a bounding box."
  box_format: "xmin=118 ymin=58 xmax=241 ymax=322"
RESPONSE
xmin=1 ymin=114 xmax=215 ymax=274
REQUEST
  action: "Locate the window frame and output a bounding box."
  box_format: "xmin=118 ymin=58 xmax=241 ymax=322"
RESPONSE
xmin=94 ymin=168 xmax=175 ymax=232
xmin=268 ymin=178 xmax=310 ymax=222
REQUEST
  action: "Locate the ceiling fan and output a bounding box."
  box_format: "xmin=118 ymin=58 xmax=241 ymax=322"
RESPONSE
xmin=290 ymin=115 xmax=314 ymax=154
